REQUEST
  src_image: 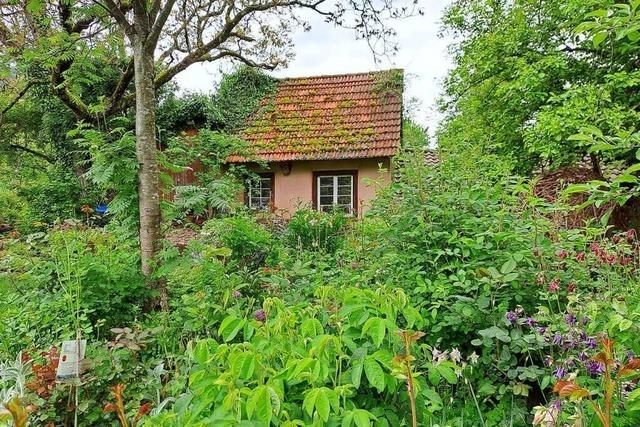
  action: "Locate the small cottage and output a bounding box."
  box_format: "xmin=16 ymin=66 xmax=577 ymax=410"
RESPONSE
xmin=227 ymin=69 xmax=403 ymax=217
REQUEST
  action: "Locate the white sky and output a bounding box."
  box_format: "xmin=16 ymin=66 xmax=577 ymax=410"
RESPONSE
xmin=175 ymin=1 xmax=453 ymax=134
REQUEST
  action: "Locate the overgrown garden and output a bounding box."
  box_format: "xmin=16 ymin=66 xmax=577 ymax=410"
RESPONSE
xmin=2 ymin=0 xmax=640 ymax=426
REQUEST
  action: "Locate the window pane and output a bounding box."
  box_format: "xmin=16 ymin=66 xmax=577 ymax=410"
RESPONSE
xmin=320 ymin=186 xmax=333 ymax=196
xmin=248 ymin=175 xmax=272 ymax=210
xmin=337 ymin=195 xmax=351 ymax=205
xmin=319 ymin=176 xmax=333 ymax=186
xmin=337 ymin=176 xmax=351 ymax=186
xmin=320 ymin=196 xmax=333 ymax=205
xmin=337 ymin=185 xmax=351 ymax=196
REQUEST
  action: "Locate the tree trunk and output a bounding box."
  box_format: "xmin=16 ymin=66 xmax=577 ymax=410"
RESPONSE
xmin=133 ymin=39 xmax=169 ymax=311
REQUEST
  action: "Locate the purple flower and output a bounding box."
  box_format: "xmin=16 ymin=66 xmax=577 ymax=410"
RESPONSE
xmin=505 ymin=311 xmax=518 ymax=325
xmin=585 ymin=337 xmax=597 ymax=349
xmin=579 ymin=331 xmax=587 ymax=341
xmin=627 ymin=351 xmax=635 ymax=361
xmin=565 ymin=357 xmax=575 ymax=367
xmin=232 ymin=290 xmax=243 ymax=298
xmin=548 ymin=278 xmax=560 ymax=293
xmin=578 ymin=352 xmax=589 ymax=362
xmin=562 ymin=338 xmax=576 ymax=350
xmin=544 ymin=356 xmax=553 ymax=367
xmin=586 ymin=360 xmax=605 ymax=376
xmin=554 ymin=366 xmax=566 ymax=379
xmin=565 ymin=313 xmax=577 ymax=326
xmin=253 ymin=309 xmax=266 ymax=322
xmin=524 ymin=317 xmax=537 ymax=327
xmin=552 ymin=400 xmax=562 ymax=411
xmin=553 ymin=332 xmax=564 ymax=346
xmin=537 ymin=327 xmax=547 ymax=335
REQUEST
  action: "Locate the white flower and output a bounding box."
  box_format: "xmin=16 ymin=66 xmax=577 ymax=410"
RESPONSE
xmin=532 ymin=405 xmax=559 ymax=427
xmin=431 ymin=348 xmax=448 ymax=365
xmin=436 ymin=350 xmax=449 ymax=365
xmin=450 ymin=348 xmax=462 ymax=363
xmin=467 ymin=351 xmax=479 ymax=365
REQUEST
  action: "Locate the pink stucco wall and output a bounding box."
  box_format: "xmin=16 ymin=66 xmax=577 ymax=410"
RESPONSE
xmin=255 ymin=157 xmax=391 ymax=218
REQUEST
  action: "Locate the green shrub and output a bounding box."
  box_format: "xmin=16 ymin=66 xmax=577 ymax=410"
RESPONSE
xmin=18 ymin=168 xmax=98 ymax=225
xmin=0 ymin=228 xmax=147 ymax=356
xmin=287 ymin=209 xmax=347 ymax=253
xmin=0 ymin=189 xmax=28 ymax=230
xmin=145 ymin=286 xmax=471 ymax=426
xmin=202 ymin=215 xmax=277 ymax=268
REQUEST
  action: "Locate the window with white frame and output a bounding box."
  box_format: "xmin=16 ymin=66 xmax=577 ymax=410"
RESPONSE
xmin=316 ymin=173 xmax=355 ymax=214
xmin=247 ymin=174 xmax=273 ymax=211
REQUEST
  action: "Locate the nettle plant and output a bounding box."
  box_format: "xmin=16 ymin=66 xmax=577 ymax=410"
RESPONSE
xmin=145 ymin=286 xmax=467 ymax=426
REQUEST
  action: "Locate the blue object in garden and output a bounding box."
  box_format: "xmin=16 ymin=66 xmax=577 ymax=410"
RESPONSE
xmin=95 ymin=203 xmax=108 ymax=215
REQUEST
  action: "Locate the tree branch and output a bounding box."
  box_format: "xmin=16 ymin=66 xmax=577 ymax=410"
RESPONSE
xmin=206 ymin=49 xmax=279 ymax=69
xmin=7 ymin=143 xmax=55 ymax=163
xmin=105 ymin=57 xmax=135 ymax=116
xmin=97 ymin=0 xmax=134 ymax=35
xmin=147 ymin=0 xmax=177 ymax=51
xmin=51 ymin=67 xmax=95 ymax=123
xmin=0 ymin=79 xmax=37 ymax=125
xmin=154 ymin=1 xmax=297 ymax=88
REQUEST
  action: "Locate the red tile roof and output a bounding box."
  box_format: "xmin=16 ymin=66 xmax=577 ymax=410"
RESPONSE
xmin=227 ymin=70 xmax=403 ymax=163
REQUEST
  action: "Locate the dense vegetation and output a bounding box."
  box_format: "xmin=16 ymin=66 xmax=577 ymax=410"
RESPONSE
xmin=1 ymin=1 xmax=640 ymax=426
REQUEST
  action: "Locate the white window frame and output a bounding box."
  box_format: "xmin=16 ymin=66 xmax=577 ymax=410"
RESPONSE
xmin=316 ymin=173 xmax=355 ymax=214
xmin=247 ymin=175 xmax=273 ymax=211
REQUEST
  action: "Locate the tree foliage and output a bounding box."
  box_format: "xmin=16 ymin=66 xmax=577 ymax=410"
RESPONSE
xmin=439 ymin=0 xmax=640 ymax=175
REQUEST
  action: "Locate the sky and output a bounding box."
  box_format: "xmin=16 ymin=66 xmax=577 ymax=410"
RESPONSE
xmin=174 ymin=1 xmax=454 ymax=133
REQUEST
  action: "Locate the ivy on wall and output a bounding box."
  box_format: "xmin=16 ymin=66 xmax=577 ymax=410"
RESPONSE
xmin=157 ymin=66 xmax=278 ymax=135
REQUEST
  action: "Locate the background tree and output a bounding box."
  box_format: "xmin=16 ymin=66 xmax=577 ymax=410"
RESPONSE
xmin=0 ymin=0 xmax=420 ymax=308
xmin=438 ymin=0 xmax=640 ymax=176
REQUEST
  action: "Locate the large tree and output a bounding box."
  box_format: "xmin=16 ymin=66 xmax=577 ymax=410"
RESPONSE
xmin=438 ymin=0 xmax=640 ymax=175
xmin=0 ymin=0 xmax=419 ymax=308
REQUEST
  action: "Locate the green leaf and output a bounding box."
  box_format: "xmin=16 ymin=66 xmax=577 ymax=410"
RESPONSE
xmin=422 ymin=387 xmax=443 ymax=405
xmin=239 ymin=352 xmax=256 ymax=380
xmin=428 ymin=366 xmax=441 ymax=386
xmin=301 ymin=318 xmax=324 ymax=338
xmin=353 ymin=409 xmax=375 ymax=427
xmin=303 ymin=388 xmax=318 ymax=418
xmin=342 ymin=412 xmax=354 ymax=427
xmin=586 ymin=9 xmax=608 ymax=18
xmin=436 ymin=364 xmax=457 ymax=384
xmin=364 ymin=356 xmax=385 ymax=392
xmin=623 ymin=163 xmax=640 ymax=175
xmin=351 ymin=362 xmax=363 ymax=389
xmin=26 ymin=0 xmax=44 ymax=13
xmin=303 ymin=388 xmax=331 ymax=422
xmin=218 ymin=316 xmax=245 ymax=342
xmin=500 ymin=259 xmax=516 ymax=275
xmin=362 ymin=317 xmax=386 ymax=347
xmin=247 ymin=386 xmax=273 ymax=425
xmin=567 ymin=133 xmax=593 ymax=141
xmin=192 ymin=339 xmax=216 ymax=365
xmin=593 ymin=31 xmax=608 ymax=47
xmin=315 ymin=388 xmax=331 ymax=422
